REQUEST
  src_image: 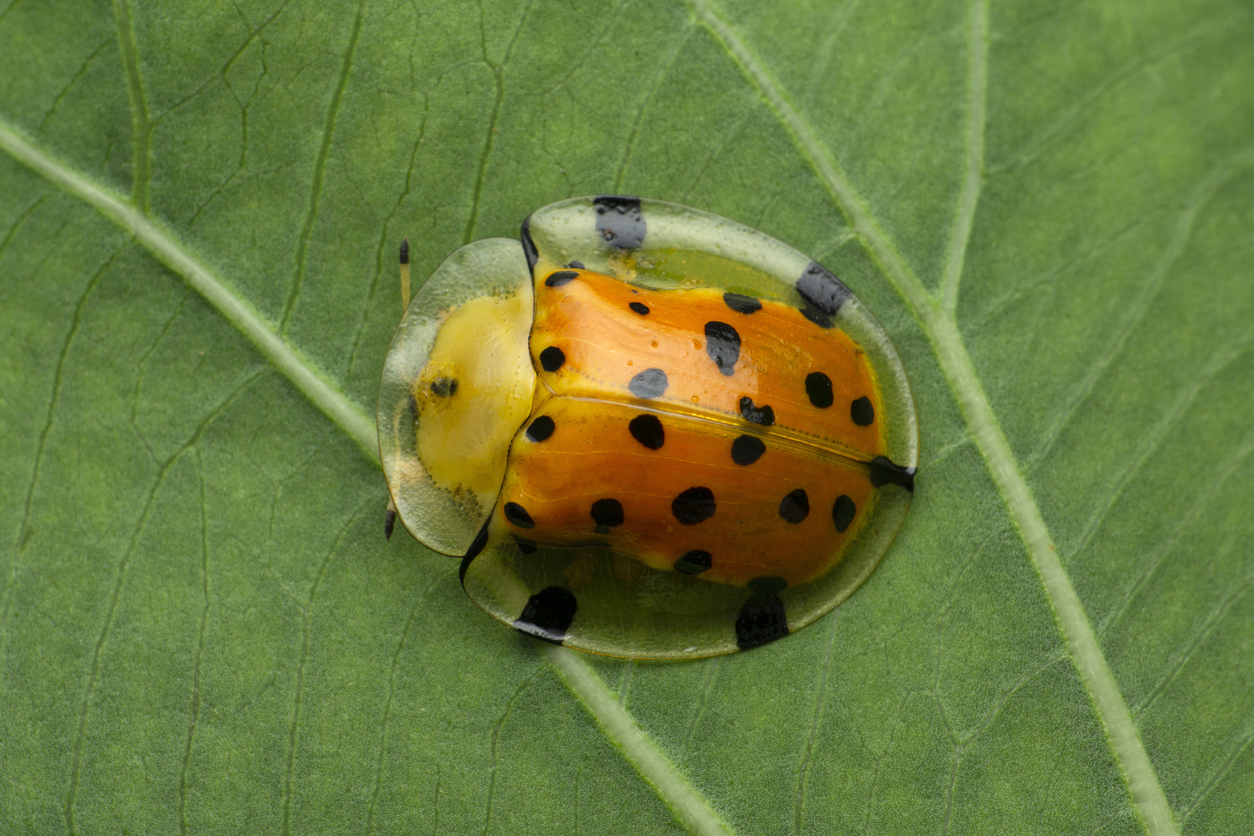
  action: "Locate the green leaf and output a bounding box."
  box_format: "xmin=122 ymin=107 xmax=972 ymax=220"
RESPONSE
xmin=2 ymin=0 xmax=1252 ymax=833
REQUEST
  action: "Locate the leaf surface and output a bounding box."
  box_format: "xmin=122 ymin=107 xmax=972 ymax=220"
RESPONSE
xmin=2 ymin=1 xmax=1252 ymax=834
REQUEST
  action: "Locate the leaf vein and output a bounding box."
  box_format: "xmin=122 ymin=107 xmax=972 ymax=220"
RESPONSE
xmin=365 ymin=566 xmax=455 ymax=836
xmin=1098 ymin=433 xmax=1254 ymax=642
xmin=1026 ymin=151 xmax=1254 ymax=474
xmin=968 ymin=212 xmax=1151 ymax=337
xmin=1070 ymin=338 xmax=1253 ymax=562
xmin=927 ymin=281 xmax=1181 ymax=836
xmin=463 ymin=0 xmax=535 ymax=244
xmin=39 ymin=37 xmax=114 ymax=132
xmin=960 ymin=653 xmax=1068 ymax=749
xmin=484 ymin=673 xmax=539 ymax=836
xmin=528 ymin=0 xmax=630 ymax=99
xmin=939 ymin=0 xmax=988 ymax=312
xmin=0 ymin=119 xmax=378 ymax=458
xmin=801 ymin=0 xmax=863 ymax=101
xmin=283 ymin=0 xmax=367 ymax=332
xmin=282 ymin=498 xmax=371 ymax=836
xmin=349 ymin=98 xmax=431 ymax=380
xmin=0 ymin=193 xmax=44 ymax=259
xmin=988 ymin=17 xmax=1249 ymax=177
xmin=794 ymin=610 xmax=841 ymax=835
xmin=860 ymin=690 xmax=913 ymax=832
xmin=129 ymin=295 xmax=189 ymax=428
xmin=66 ymin=372 xmax=259 ymax=835
xmin=178 ymin=448 xmax=212 ymax=836
xmin=1182 ymin=715 xmax=1254 ymax=822
xmin=1137 ymin=565 xmax=1254 ymax=718
xmin=680 ymin=108 xmax=753 ymax=204
xmin=546 ymin=645 xmax=734 ymax=836
xmin=679 ymin=657 xmax=721 ymax=767
xmin=613 ymin=24 xmax=694 ymax=193
xmin=2 ymin=244 xmax=119 ymax=652
xmin=687 ymin=0 xmax=931 ymax=313
xmin=111 ymin=0 xmax=151 ymax=212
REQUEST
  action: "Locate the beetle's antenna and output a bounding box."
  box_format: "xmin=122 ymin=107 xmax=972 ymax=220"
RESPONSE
xmin=399 ymin=238 xmax=411 ymax=310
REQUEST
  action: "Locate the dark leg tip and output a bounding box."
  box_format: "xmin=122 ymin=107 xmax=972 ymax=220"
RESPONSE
xmin=384 ymin=508 xmax=396 ymax=540
xmin=399 ymin=238 xmax=409 ymax=265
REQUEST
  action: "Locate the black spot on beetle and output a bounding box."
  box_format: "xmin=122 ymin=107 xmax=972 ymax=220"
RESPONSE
xmin=868 ymin=456 xmax=916 ymax=492
xmin=739 ymin=397 xmax=775 ymax=426
xmin=832 ymin=495 xmax=857 ymax=533
xmin=545 ymin=270 xmax=578 ymax=287
xmin=748 ymin=576 xmax=787 ymax=597
xmin=674 ymin=550 xmax=712 ymax=575
xmin=778 ymin=489 xmax=810 ymax=523
xmin=540 ymin=346 xmax=566 ymax=373
xmin=723 ymin=292 xmax=762 ymax=315
xmin=514 ymin=586 xmax=578 ymax=644
xmin=526 ymin=415 xmax=555 ymax=442
xmin=704 ymin=321 xmax=741 ymax=376
xmin=730 ymin=434 xmax=765 ymax=466
xmin=503 ymin=502 xmax=535 ymax=529
xmin=590 ymin=498 xmax=624 ymax=532
xmin=629 ymin=301 xmax=650 ymax=315
xmin=628 ymin=368 xmax=668 ymax=399
xmin=805 ymin=372 xmax=833 ymax=408
xmin=797 ymin=261 xmax=851 ymax=317
xmin=735 ymin=595 xmax=789 ymax=650
xmin=593 ymin=195 xmax=646 ymax=249
xmin=628 ymin=414 xmax=665 ymax=449
xmin=430 ymin=377 xmax=458 ymax=397
xmin=672 ymin=487 xmax=716 ymax=525
xmin=851 ymin=396 xmax=875 ymax=426
xmin=520 ymin=216 xmax=539 ymax=274
xmin=800 ymin=306 xmax=834 ymax=329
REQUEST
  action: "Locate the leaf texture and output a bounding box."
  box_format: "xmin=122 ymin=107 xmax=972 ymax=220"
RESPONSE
xmin=2 ymin=1 xmax=1253 ymax=834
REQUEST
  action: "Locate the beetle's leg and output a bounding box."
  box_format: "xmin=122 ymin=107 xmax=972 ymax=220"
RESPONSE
xmin=385 ymin=238 xmax=411 ymax=539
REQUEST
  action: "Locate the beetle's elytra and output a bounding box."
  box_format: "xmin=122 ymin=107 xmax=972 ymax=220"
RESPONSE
xmin=378 ymin=197 xmax=917 ymax=658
